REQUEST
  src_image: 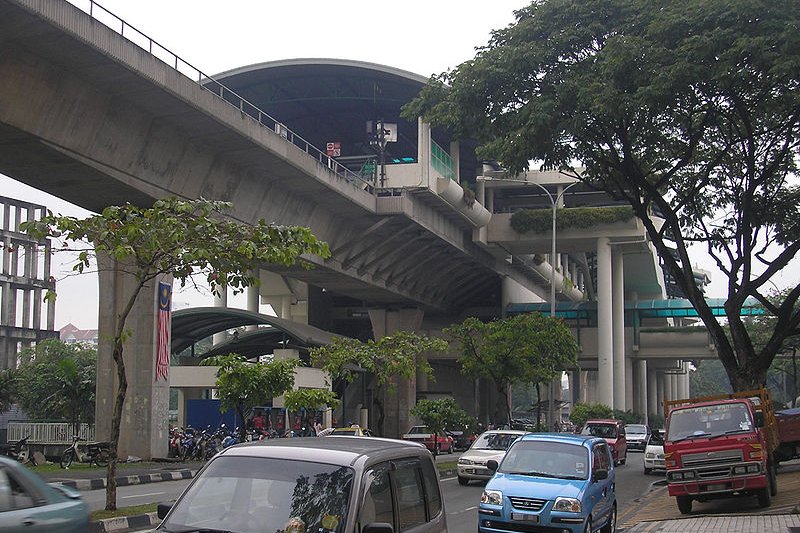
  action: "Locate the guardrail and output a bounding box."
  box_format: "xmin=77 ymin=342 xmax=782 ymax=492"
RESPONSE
xmin=7 ymin=421 xmax=95 ymax=444
xmin=64 ymin=0 xmax=374 ymax=193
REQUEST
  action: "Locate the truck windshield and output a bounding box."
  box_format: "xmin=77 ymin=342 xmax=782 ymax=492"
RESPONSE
xmin=667 ymin=403 xmax=753 ymax=441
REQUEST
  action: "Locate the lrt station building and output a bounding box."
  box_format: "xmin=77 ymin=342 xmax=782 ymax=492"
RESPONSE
xmin=0 ymin=1 xmax=724 ymax=460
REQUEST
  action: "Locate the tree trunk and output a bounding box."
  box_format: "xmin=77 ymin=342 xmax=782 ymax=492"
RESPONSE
xmin=496 ymin=382 xmax=511 ymax=428
xmin=373 ymin=388 xmax=385 ymax=437
xmin=105 ymin=339 xmax=127 ymax=510
xmin=535 ymin=383 xmax=542 ymax=432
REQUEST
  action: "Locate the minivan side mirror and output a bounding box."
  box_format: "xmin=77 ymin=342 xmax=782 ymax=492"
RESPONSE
xmin=157 ymin=501 xmax=174 ymax=519
xmin=364 ymin=523 xmax=394 ymax=533
xmin=593 ymin=469 xmax=608 ymax=482
xmin=487 ymin=459 xmax=499 ymax=472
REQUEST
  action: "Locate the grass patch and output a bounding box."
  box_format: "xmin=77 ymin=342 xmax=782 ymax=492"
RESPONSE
xmin=29 ymin=461 xmax=170 ymax=474
xmin=91 ymin=503 xmax=157 ymax=521
xmin=437 ymin=461 xmax=457 ymax=472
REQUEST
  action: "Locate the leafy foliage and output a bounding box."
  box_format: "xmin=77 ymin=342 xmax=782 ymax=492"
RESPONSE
xmin=569 ymin=403 xmax=613 ymax=429
xmin=690 ymin=359 xmax=733 ymax=397
xmin=445 ymin=313 xmax=578 ymax=426
xmin=405 ymin=0 xmax=800 ymax=391
xmin=283 ymin=388 xmax=340 ymax=413
xmin=14 ymin=339 xmax=96 ymax=428
xmin=410 ymin=398 xmax=473 ymax=436
xmin=0 ymin=369 xmax=17 ymax=413
xmin=202 ymin=353 xmax=297 ymax=439
xmin=511 ymin=206 xmax=635 ymax=234
xmin=21 ymin=197 xmax=328 ymax=511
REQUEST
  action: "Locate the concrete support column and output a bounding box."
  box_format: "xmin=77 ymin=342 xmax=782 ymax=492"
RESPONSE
xmin=213 ymin=287 xmax=227 ymax=345
xmin=656 ymin=372 xmax=666 ymax=416
xmin=368 ymin=308 xmax=424 ymax=438
xmin=625 ymin=357 xmax=634 ymax=413
xmin=683 ymin=366 xmax=692 ymax=398
xmin=634 ymin=359 xmax=648 ymax=419
xmin=670 ymin=373 xmax=679 ymax=402
xmin=677 ymin=362 xmax=689 ymax=400
xmin=596 ymin=237 xmax=614 ymax=408
xmin=246 ymin=281 xmax=260 ymax=332
xmin=648 ymin=368 xmax=658 ymax=419
xmin=95 ymin=255 xmax=170 ymax=460
xmin=281 ymin=296 xmax=292 ymax=320
xmin=612 ymin=250 xmax=625 ymax=411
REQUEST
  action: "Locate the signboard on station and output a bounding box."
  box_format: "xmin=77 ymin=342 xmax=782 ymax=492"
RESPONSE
xmin=326 ymin=142 xmax=341 ymax=157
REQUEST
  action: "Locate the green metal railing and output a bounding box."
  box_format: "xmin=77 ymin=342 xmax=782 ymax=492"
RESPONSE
xmin=430 ymin=140 xmax=455 ymax=180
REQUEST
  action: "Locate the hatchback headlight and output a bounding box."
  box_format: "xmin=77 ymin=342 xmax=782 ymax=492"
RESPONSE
xmin=458 ymin=458 xmax=473 ymax=465
xmin=481 ymin=489 xmax=503 ymax=506
xmin=553 ymin=497 xmax=582 ymax=513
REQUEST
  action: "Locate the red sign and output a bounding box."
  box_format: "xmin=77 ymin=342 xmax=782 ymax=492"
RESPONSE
xmin=326 ymin=142 xmax=341 ymax=157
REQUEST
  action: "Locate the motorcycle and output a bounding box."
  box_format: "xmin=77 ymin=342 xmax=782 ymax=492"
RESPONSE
xmin=0 ymin=435 xmax=33 ymax=465
xmin=60 ymin=436 xmax=111 ymax=468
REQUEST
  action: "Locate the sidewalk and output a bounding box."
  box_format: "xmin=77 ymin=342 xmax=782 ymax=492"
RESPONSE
xmin=618 ymin=459 xmax=800 ymax=532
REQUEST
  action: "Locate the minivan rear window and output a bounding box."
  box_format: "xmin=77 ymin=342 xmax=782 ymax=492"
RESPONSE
xmin=160 ymin=456 xmax=354 ymax=533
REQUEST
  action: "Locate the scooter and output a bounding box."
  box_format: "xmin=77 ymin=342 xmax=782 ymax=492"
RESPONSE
xmin=60 ymin=436 xmax=111 ymax=468
xmin=0 ymin=435 xmax=33 ymax=465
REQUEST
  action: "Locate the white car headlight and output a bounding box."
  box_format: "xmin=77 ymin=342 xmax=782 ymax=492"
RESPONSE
xmin=553 ymin=497 xmax=582 ymax=513
xmin=458 ymin=458 xmax=473 ymax=465
xmin=481 ymin=489 xmax=503 ymax=506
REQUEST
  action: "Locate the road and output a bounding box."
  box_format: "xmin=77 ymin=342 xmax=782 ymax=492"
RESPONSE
xmin=92 ymin=450 xmax=661 ymax=530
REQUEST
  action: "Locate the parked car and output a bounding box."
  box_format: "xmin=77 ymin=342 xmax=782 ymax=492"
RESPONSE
xmin=457 ymin=429 xmax=528 ymax=485
xmin=329 ymin=425 xmax=375 ymax=437
xmin=643 ymin=429 xmax=666 ymax=475
xmin=479 ymin=433 xmax=617 ymax=533
xmin=402 ymin=425 xmax=454 ymax=455
xmin=579 ymin=419 xmax=627 ymax=465
xmin=625 ymin=423 xmax=649 ymax=452
xmin=445 ymin=428 xmax=475 ymax=451
xmin=0 ymin=455 xmax=89 ymax=533
xmin=156 ymin=436 xmax=447 ymax=533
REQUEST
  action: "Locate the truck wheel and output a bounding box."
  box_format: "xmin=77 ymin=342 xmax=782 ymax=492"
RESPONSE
xmin=757 ymin=486 xmax=771 ymax=508
xmin=676 ymin=495 xmax=692 ymax=514
xmin=768 ymin=460 xmax=778 ymax=496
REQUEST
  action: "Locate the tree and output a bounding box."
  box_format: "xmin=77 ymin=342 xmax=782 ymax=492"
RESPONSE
xmin=309 ymin=331 xmax=448 ymax=436
xmin=202 ymin=353 xmax=298 ymax=441
xmin=690 ymin=359 xmax=733 ymax=397
xmin=570 ymin=403 xmax=613 ymax=429
xmin=410 ymin=397 xmax=473 ymax=436
xmin=14 ymin=338 xmax=96 ymax=430
xmin=0 ymin=369 xmax=16 ymax=413
xmin=404 ymin=0 xmax=800 ymax=392
xmin=444 ymin=313 xmax=578 ymax=427
xmin=283 ymin=388 xmax=340 ymax=433
xmin=22 ymin=197 xmax=329 ymax=510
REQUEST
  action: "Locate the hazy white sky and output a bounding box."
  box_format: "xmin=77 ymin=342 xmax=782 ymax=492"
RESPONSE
xmin=3 ymin=0 xmax=524 ymax=329
xmin=4 ymin=0 xmax=792 ymax=329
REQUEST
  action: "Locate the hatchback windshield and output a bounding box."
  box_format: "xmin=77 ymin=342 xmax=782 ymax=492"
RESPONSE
xmin=160 ymin=456 xmax=354 ymax=533
xmin=499 ymin=441 xmax=589 ymax=480
xmin=471 ymin=432 xmax=522 ymax=451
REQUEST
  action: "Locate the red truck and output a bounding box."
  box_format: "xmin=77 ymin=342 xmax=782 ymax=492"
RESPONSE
xmin=663 ymin=389 xmax=780 ymax=514
xmin=775 ymin=406 xmax=800 ymax=463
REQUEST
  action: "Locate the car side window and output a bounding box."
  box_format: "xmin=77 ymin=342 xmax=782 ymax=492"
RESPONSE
xmin=0 ymin=467 xmax=35 ymax=511
xmin=359 ymin=463 xmax=394 ymax=530
xmin=393 ymin=460 xmax=427 ymax=531
xmin=593 ymin=444 xmax=610 ymax=472
xmin=419 ymin=456 xmax=442 ymax=519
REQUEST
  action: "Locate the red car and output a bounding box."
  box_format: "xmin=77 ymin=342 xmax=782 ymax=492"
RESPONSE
xmin=401 ymin=425 xmax=454 ymax=455
xmin=579 ymin=418 xmax=627 ymax=465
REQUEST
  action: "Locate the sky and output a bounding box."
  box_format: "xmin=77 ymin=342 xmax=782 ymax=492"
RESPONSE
xmin=3 ymin=0 xmax=792 ymax=330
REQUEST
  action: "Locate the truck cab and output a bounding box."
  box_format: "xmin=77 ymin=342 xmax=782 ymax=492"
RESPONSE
xmin=663 ymin=390 xmax=778 ymax=515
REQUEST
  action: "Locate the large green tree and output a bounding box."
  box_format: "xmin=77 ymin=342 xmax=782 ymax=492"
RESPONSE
xmin=309 ymin=331 xmax=448 ymax=436
xmin=202 ymin=353 xmax=298 ymax=441
xmin=15 ymin=338 xmax=97 ymax=431
xmin=444 ymin=313 xmax=578 ymax=426
xmin=410 ymin=398 xmax=473 ymax=439
xmin=404 ymin=0 xmax=800 ymax=392
xmin=22 ymin=197 xmax=329 ymax=510
xmin=0 ymin=369 xmax=16 ymax=413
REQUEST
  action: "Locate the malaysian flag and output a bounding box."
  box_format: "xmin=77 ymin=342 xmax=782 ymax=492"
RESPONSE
xmin=155 ymin=282 xmax=172 ymax=382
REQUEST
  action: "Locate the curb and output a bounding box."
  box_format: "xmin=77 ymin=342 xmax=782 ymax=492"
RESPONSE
xmin=59 ymin=469 xmax=197 ymax=491
xmin=90 ymin=512 xmax=160 ymax=533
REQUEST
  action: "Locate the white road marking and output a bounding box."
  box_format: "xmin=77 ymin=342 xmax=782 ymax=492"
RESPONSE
xmin=121 ymin=492 xmax=164 ymax=499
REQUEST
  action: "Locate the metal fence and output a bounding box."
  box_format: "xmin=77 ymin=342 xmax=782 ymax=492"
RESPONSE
xmin=7 ymin=422 xmax=95 ymax=444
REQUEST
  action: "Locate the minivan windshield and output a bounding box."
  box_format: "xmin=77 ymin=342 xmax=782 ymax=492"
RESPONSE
xmin=471 ymin=432 xmax=522 ymax=451
xmin=159 ymin=456 xmax=354 ymax=533
xmin=499 ymin=441 xmax=589 ymax=480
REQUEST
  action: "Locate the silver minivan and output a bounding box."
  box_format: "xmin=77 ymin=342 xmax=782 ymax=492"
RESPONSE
xmin=155 ymin=436 xmax=447 ymax=533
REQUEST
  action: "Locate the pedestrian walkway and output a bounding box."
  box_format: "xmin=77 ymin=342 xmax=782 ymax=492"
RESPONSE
xmin=618 ymin=460 xmax=800 ymax=532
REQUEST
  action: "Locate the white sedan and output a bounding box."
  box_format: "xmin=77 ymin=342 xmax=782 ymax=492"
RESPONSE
xmin=456 ymin=429 xmax=528 ymax=485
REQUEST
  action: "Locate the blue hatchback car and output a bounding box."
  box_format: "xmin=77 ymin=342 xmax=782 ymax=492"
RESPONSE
xmin=478 ymin=433 xmax=616 ymax=533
